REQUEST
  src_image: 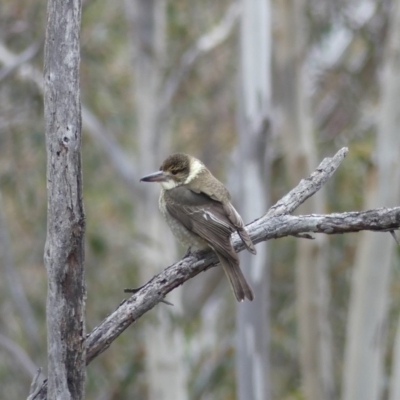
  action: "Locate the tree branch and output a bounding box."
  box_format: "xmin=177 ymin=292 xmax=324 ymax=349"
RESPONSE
xmin=266 ymin=147 xmax=348 ymax=217
xmin=159 ymin=2 xmax=240 ymax=114
xmin=85 ymin=209 xmax=400 ymax=367
xmin=81 ymin=107 xmax=138 ymax=188
xmin=0 ymin=2 xmax=240 ymax=191
xmin=31 ymin=147 xmax=400 ymax=399
xmin=0 ymin=39 xmax=42 ymax=82
xmin=0 ymin=332 xmax=39 ymax=379
xmin=27 ymin=368 xmax=43 ymax=400
xmin=0 ymin=42 xmax=139 ymax=188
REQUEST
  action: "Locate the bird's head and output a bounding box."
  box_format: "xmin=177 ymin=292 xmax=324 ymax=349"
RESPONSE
xmin=140 ymin=153 xmax=205 ymax=190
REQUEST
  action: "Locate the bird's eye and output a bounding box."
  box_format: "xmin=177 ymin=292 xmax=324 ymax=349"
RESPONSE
xmin=171 ymin=170 xmax=179 ymax=175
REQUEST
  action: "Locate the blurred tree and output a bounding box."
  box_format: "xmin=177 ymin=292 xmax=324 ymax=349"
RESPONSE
xmin=123 ymin=0 xmax=187 ymax=399
xmin=235 ymin=0 xmax=272 ymax=399
xmin=0 ymin=190 xmax=40 ymax=351
xmin=272 ymin=0 xmax=334 ymax=399
xmin=342 ymin=0 xmax=400 ymax=399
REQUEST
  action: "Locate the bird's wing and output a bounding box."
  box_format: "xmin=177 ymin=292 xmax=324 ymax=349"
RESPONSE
xmin=164 ymin=186 xmax=236 ymax=258
xmin=187 ymin=170 xmax=231 ymax=202
xmin=187 ymin=171 xmax=244 ymax=228
xmin=188 ymin=173 xmax=256 ymax=254
xmin=165 ymin=186 xmax=255 ymax=301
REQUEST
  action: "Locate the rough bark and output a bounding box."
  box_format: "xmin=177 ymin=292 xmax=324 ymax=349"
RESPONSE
xmin=32 ymin=147 xmax=400 ymax=400
xmin=236 ymin=0 xmax=271 ymax=399
xmin=43 ymin=0 xmax=86 ymax=399
xmin=272 ymin=0 xmax=334 ymax=398
xmin=342 ymin=1 xmax=400 ymax=399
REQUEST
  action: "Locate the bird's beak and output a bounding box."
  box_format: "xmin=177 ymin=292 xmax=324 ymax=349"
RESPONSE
xmin=140 ymin=170 xmax=167 ymax=183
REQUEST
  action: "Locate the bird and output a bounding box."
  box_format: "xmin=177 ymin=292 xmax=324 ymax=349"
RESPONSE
xmin=140 ymin=153 xmax=257 ymax=302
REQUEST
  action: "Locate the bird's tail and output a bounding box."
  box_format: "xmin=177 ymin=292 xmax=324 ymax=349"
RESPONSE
xmin=238 ymin=227 xmax=257 ymax=255
xmin=216 ymin=252 xmax=254 ymax=302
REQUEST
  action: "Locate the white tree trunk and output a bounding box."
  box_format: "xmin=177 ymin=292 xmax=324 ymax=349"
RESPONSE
xmin=124 ymin=1 xmax=187 ymax=399
xmin=343 ymin=1 xmax=400 ymax=400
xmin=272 ymin=1 xmax=334 ymax=398
xmin=236 ymin=0 xmax=271 ymax=399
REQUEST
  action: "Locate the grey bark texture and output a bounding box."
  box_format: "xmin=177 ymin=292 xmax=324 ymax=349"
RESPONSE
xmin=42 ymin=0 xmax=86 ymax=399
xmin=32 ymin=147 xmax=400 ymax=400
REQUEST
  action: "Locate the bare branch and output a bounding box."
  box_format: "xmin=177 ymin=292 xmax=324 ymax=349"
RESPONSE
xmin=0 ymin=39 xmax=42 ymax=82
xmin=159 ymin=2 xmax=240 ymax=113
xmin=27 ymin=368 xmax=43 ymax=400
xmin=266 ymin=147 xmax=348 ymax=217
xmin=30 ymin=147 xmax=400 ymax=399
xmin=0 ymin=42 xmax=138 ymax=189
xmin=254 ymin=207 xmax=400 ymax=238
xmin=0 ymin=333 xmax=39 ymax=378
xmin=0 ymin=42 xmax=43 ymax=88
xmin=0 ymin=7 xmax=241 ymax=195
xmin=84 ymin=208 xmax=400 ymax=366
xmin=82 ymin=147 xmax=392 ymax=362
xmin=81 ymin=108 xmax=138 ymax=187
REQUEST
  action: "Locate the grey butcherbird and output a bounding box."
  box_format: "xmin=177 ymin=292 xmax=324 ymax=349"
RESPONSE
xmin=140 ymin=153 xmax=257 ymax=302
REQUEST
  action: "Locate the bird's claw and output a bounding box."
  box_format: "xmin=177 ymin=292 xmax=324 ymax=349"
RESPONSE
xmin=184 ymin=246 xmax=192 ymax=258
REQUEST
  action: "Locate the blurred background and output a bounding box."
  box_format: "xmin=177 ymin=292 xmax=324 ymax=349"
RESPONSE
xmin=1 ymin=0 xmax=400 ymax=399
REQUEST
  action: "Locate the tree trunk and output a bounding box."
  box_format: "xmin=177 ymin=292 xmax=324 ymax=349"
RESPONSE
xmin=272 ymin=1 xmax=334 ymax=399
xmin=124 ymin=1 xmax=187 ymax=399
xmin=236 ymin=0 xmax=271 ymax=399
xmin=343 ymin=1 xmax=400 ymax=399
xmin=43 ymin=0 xmax=86 ymax=399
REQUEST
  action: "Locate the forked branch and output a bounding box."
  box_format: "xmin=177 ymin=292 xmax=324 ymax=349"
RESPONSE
xmin=31 ymin=147 xmax=400 ymax=399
